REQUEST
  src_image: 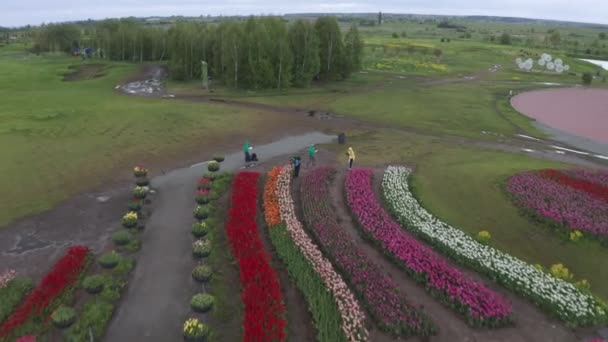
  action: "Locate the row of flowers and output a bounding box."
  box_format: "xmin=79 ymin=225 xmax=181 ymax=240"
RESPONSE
xmin=540 ymin=169 xmax=608 ymax=203
xmin=345 ymin=168 xmax=513 ymax=327
xmin=300 ymin=167 xmax=436 ymax=337
xmin=225 ymin=171 xmax=286 ymax=342
xmin=268 ymin=165 xmax=368 ymax=341
xmin=507 ymin=170 xmax=608 ymax=238
xmin=0 ymin=272 xmax=33 ymax=328
xmin=383 ymin=166 xmax=608 ymax=327
xmin=183 ymin=162 xmax=229 ymax=342
xmin=0 ymin=246 xmax=91 ymax=339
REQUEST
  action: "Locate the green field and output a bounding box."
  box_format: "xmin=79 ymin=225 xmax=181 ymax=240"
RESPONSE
xmin=0 ymin=47 xmax=270 ymax=226
xmin=2 ymin=17 xmax=608 ymax=301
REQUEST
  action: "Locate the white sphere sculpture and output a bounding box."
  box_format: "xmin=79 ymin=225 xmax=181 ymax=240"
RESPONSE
xmin=546 ymin=62 xmax=555 ymax=70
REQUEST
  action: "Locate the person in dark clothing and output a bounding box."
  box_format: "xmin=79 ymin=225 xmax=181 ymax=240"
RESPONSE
xmin=292 ymin=156 xmax=301 ymax=177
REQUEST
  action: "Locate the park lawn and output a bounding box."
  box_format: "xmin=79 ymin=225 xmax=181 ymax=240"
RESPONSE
xmin=325 ymin=131 xmax=608 ymax=301
xmin=0 ymin=53 xmax=270 ymax=226
xmin=246 ymin=76 xmax=545 ymax=139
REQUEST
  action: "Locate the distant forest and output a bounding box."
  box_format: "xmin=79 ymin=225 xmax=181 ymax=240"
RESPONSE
xmin=30 ymin=17 xmax=364 ymax=89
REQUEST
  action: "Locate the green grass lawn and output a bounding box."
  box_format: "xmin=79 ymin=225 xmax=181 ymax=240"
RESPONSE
xmin=0 ymin=50 xmax=269 ymax=226
xmin=326 ymin=131 xmax=608 ymax=300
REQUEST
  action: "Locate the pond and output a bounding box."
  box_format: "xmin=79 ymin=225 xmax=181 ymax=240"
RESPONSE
xmin=579 ymin=58 xmax=608 ymax=70
xmin=511 ymin=88 xmax=608 ymax=155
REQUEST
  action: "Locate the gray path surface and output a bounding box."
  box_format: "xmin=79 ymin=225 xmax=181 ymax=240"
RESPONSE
xmin=104 ymin=132 xmax=334 ymax=341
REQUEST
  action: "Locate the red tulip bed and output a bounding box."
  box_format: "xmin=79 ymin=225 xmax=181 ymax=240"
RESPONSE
xmin=0 ymin=246 xmax=90 ymax=340
xmin=507 ymin=169 xmax=608 ymax=238
xmin=225 ymin=171 xmax=286 ymax=342
xmin=300 ymin=167 xmax=436 ymax=337
xmin=563 ymin=168 xmax=608 ymax=188
xmin=345 ymin=169 xmax=513 ymax=327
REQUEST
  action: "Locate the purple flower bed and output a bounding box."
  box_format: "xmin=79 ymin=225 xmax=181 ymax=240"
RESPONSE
xmin=300 ymin=167 xmax=436 ymax=337
xmin=345 ymin=169 xmax=513 ymax=327
xmin=507 ymin=172 xmax=608 ymax=237
xmin=563 ymin=169 xmax=608 ymax=188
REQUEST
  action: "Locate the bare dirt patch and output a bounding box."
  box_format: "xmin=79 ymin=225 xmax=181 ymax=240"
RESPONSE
xmin=63 ymin=64 xmax=107 ymax=81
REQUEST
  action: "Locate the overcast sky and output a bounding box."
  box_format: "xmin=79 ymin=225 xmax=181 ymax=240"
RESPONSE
xmin=2 ymin=0 xmax=607 ymax=27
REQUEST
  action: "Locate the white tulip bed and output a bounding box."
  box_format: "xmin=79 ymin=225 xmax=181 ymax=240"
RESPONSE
xmin=382 ymin=166 xmax=607 ymax=327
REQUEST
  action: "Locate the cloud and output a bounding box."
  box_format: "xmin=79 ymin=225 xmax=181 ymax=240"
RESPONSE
xmin=1 ymin=0 xmax=607 ymax=27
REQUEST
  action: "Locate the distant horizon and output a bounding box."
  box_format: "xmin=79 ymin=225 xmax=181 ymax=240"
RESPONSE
xmin=2 ymin=0 xmax=608 ymax=28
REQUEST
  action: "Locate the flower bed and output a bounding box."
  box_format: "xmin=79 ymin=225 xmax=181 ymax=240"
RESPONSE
xmin=0 ymin=276 xmax=33 ymax=325
xmin=300 ymin=167 xmax=435 ymax=337
xmin=564 ymin=168 xmax=608 ymax=188
xmin=226 ymin=171 xmax=286 ymax=342
xmin=345 ymin=169 xmax=512 ymax=327
xmin=266 ymin=166 xmax=368 ymax=342
xmin=383 ymin=166 xmax=607 ymax=327
xmin=540 ymin=169 xmax=608 ymax=203
xmin=507 ymin=170 xmax=608 ymax=238
xmin=0 ymin=246 xmax=90 ymax=338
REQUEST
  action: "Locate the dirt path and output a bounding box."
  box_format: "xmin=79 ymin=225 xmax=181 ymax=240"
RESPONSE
xmin=326 ymin=168 xmax=578 ymax=342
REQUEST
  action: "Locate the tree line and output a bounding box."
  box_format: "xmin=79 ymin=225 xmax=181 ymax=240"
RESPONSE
xmin=31 ymin=16 xmax=363 ymax=89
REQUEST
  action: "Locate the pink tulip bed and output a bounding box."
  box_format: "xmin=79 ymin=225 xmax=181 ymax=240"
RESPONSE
xmin=507 ymin=169 xmax=608 ymax=239
xmin=345 ymin=168 xmax=513 ymax=327
xmin=300 ymin=167 xmax=436 ymax=337
xmin=265 ymin=165 xmax=368 ymax=342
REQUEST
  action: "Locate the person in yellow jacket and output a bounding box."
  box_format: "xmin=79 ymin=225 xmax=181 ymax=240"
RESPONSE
xmin=347 ymin=147 xmax=355 ymax=170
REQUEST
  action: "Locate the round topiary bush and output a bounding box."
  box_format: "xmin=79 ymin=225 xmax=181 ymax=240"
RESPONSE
xmin=207 ymin=161 xmax=220 ymax=172
xmin=202 ymin=172 xmax=217 ymax=181
xmin=192 ymin=265 xmax=212 ymax=283
xmin=135 ymin=177 xmax=150 ymax=186
xmin=51 ymin=306 xmax=76 ymax=329
xmin=183 ymin=318 xmax=209 ymax=342
xmin=122 ymin=211 xmax=138 ymax=228
xmin=82 ymin=275 xmax=105 ymax=294
xmin=190 ymin=293 xmax=215 ymax=313
xmin=192 ymin=239 xmax=211 ymax=258
xmin=98 ymin=251 xmax=121 ymax=269
xmin=212 ymin=155 xmax=225 ymax=163
xmin=112 ymin=230 xmax=132 ymax=246
xmin=128 ymin=200 xmax=143 ymax=212
xmin=192 ymin=222 xmax=209 ymax=238
xmin=193 ymin=206 xmax=210 ymax=220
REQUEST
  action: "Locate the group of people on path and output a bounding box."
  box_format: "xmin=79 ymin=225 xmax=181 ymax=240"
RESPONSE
xmin=242 ymin=140 xmax=356 ymax=176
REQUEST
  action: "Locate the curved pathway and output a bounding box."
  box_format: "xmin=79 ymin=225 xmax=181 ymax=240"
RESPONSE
xmin=104 ymin=133 xmax=334 ymax=341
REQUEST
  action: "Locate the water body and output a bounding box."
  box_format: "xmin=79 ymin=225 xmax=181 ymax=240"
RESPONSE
xmin=579 ymin=58 xmax=608 ymax=70
xmin=512 ymin=88 xmax=608 ymax=156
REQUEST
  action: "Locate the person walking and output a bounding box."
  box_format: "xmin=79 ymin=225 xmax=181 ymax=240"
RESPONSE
xmin=243 ymin=140 xmax=250 ymax=163
xmin=347 ymin=147 xmax=356 ymax=170
xmin=306 ymin=144 xmax=317 ymax=167
xmin=292 ymin=156 xmax=302 ymax=177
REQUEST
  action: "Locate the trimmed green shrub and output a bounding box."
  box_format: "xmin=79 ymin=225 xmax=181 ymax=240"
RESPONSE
xmin=98 ymin=251 xmax=121 ymax=269
xmin=51 ymin=306 xmax=76 ymax=328
xmin=192 ymin=222 xmax=209 ymax=238
xmin=207 ymin=160 xmax=220 ymax=172
xmin=193 ymin=206 xmax=210 ymax=220
xmin=212 ymin=155 xmax=225 ymax=162
xmin=190 ymin=293 xmax=215 ymax=313
xmin=128 ymin=200 xmax=143 ymax=212
xmin=193 ymin=239 xmax=211 ymax=258
xmin=192 ymin=265 xmax=212 ymax=283
xmin=82 ymin=275 xmax=105 ymax=294
xmin=135 ymin=177 xmax=150 ymax=186
xmin=112 ymin=231 xmax=132 ymax=246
